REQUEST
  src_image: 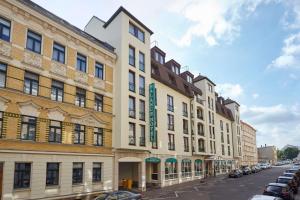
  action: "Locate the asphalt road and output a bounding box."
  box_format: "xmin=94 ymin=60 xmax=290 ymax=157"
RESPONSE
xmin=143 ymin=165 xmax=296 ymax=200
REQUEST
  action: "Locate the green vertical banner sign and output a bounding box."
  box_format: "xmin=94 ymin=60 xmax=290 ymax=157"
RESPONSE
xmin=149 ymin=83 xmax=156 ymax=142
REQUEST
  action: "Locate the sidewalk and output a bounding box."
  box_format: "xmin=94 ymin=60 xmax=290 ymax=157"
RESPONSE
xmin=142 ymin=175 xmax=228 ymax=199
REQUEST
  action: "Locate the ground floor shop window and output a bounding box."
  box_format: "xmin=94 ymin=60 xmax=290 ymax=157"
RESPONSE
xmin=214 ymin=161 xmax=220 ymax=173
xmin=46 ymin=163 xmax=59 ymax=186
xmin=194 ymin=160 xmax=203 ymax=176
xmin=221 ymin=161 xmax=227 ymax=173
xmin=165 ymin=159 xmax=177 ymax=180
xmin=14 ymin=163 xmax=31 ymax=189
xmin=92 ymin=162 xmax=102 ymax=182
xmin=72 ymin=162 xmax=83 ymax=184
xmin=181 ymin=159 xmax=192 ymax=178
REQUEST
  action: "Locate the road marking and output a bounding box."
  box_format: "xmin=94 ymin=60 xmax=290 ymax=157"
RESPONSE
xmin=194 ymin=186 xmax=199 ymax=191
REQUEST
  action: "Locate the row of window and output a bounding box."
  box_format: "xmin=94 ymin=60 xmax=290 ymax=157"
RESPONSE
xmin=165 ymin=160 xmax=203 ymax=180
xmin=0 ymin=64 xmax=104 ymax=112
xmin=128 ymin=122 xmax=146 ymax=146
xmin=128 ymin=96 xmax=145 ymax=120
xmin=129 ymin=46 xmax=145 ymax=72
xmin=13 ymin=162 xmax=102 ymax=189
xmin=128 ymin=71 xmax=145 ymax=95
xmin=220 ymin=120 xmax=230 ymax=133
xmin=0 ymin=16 xmax=105 ymax=78
xmin=17 ymin=115 xmax=104 ymax=145
xmin=221 ymin=144 xmax=232 ymax=156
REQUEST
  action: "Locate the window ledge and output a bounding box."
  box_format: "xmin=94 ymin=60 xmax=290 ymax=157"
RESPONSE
xmin=92 ymin=181 xmax=103 ymax=185
xmin=45 ymin=185 xmax=60 ymax=189
xmin=13 ymin=188 xmax=31 ymax=192
xmin=72 ymin=183 xmax=84 ymax=187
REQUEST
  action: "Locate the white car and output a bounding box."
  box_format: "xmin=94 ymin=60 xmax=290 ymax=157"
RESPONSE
xmin=249 ymin=195 xmax=283 ymax=200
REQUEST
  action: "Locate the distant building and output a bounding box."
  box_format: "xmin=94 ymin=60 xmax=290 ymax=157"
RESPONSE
xmin=257 ymin=145 xmax=277 ymax=165
xmin=281 ymin=144 xmax=300 ymax=151
xmin=241 ymin=121 xmax=257 ymax=166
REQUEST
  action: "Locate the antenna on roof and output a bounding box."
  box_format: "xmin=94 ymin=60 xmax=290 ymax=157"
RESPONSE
xmin=151 ymin=40 xmax=158 ymax=47
xmin=182 ymin=65 xmax=189 ymax=71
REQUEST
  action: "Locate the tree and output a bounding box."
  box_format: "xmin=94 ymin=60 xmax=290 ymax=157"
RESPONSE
xmin=277 ymin=150 xmax=284 ymax=160
xmin=283 ymin=147 xmax=299 ymax=160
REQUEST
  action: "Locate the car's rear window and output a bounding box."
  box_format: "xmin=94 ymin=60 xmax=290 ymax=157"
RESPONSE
xmin=283 ymin=174 xmax=293 ymax=177
xmin=278 ymin=178 xmax=290 ymax=184
xmin=266 ymin=186 xmax=282 ymax=193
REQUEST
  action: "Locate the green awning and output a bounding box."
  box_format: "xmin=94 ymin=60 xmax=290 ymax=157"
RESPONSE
xmin=195 ymin=159 xmax=202 ymax=164
xmin=165 ymin=158 xmax=177 ymax=163
xmin=182 ymin=159 xmax=191 ymax=163
xmin=145 ymin=157 xmax=161 ymax=163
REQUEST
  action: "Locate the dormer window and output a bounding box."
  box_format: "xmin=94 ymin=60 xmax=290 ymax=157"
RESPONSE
xmin=171 ymin=65 xmax=179 ymax=75
xmin=155 ymin=52 xmax=164 ymax=64
xmin=187 ymin=75 xmax=193 ymax=83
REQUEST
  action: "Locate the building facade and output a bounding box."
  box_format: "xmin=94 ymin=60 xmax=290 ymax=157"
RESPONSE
xmin=241 ymin=121 xmax=258 ymax=166
xmin=258 ymin=145 xmax=278 ymax=165
xmin=0 ymin=0 xmax=116 ymax=199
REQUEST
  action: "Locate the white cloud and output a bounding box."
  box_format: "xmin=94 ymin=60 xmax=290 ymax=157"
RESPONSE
xmin=241 ymin=103 xmax=300 ymax=148
xmin=215 ymin=83 xmax=243 ymax=99
xmin=169 ymin=0 xmax=276 ymax=47
xmin=252 ymin=93 xmax=260 ymax=99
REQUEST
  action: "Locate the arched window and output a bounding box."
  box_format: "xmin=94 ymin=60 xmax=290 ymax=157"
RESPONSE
xmin=198 ymin=139 xmax=205 ymax=152
xmin=197 ymin=107 xmax=203 ymax=120
xmin=197 ymin=123 xmax=204 ymax=136
xmin=165 ymin=158 xmax=177 ymax=180
xmin=181 ymin=159 xmax=192 ymax=178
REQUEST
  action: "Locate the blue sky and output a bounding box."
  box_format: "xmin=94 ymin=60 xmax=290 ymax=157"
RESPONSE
xmin=33 ymin=0 xmax=300 ymax=149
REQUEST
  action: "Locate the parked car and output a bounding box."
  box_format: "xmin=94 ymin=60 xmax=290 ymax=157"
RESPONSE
xmin=263 ymin=183 xmax=294 ymax=200
xmin=229 ymin=169 xmax=243 ymax=178
xmin=94 ymin=191 xmax=142 ymax=200
xmin=251 ymin=166 xmax=259 ymax=173
xmin=241 ymin=166 xmax=252 ymax=175
xmin=282 ymin=173 xmax=300 ymax=185
xmin=260 ymin=164 xmax=268 ymax=170
xmin=276 ymin=176 xmax=298 ymax=194
xmin=285 ymin=169 xmax=300 ymax=177
xmin=249 ymin=195 xmax=283 ymax=200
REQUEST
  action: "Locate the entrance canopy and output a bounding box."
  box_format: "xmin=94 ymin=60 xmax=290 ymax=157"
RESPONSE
xmin=145 ymin=157 xmax=161 ymax=163
xmin=165 ymin=158 xmax=177 ymax=163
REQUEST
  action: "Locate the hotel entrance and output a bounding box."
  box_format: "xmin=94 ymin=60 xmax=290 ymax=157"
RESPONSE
xmin=0 ymin=163 xmax=3 ymax=200
xmin=145 ymin=157 xmax=161 ymax=188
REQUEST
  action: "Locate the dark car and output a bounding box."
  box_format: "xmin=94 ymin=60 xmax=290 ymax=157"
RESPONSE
xmin=282 ymin=173 xmax=300 ymax=186
xmin=229 ymin=169 xmax=243 ymax=178
xmin=251 ymin=166 xmax=259 ymax=173
xmin=285 ymin=169 xmax=300 ymax=178
xmin=241 ymin=166 xmax=252 ymax=175
xmin=94 ymin=191 xmax=142 ymax=200
xmin=249 ymin=195 xmax=283 ymax=200
xmin=276 ymin=176 xmax=298 ymax=194
xmin=263 ymin=183 xmax=294 ymax=200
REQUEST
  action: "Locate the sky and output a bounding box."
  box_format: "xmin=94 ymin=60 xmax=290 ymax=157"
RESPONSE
xmin=32 ymin=0 xmax=300 ymax=149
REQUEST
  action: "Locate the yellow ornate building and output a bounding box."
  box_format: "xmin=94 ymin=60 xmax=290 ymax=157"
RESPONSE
xmin=0 ymin=0 xmax=116 ymax=199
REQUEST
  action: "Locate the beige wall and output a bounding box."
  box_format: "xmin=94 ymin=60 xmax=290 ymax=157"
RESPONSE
xmin=241 ymin=121 xmax=258 ymax=166
xmin=258 ymin=146 xmax=277 ymax=165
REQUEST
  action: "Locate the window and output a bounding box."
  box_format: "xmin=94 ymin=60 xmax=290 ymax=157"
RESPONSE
xmin=24 ymin=72 xmax=38 ymax=96
xmin=197 ymin=108 xmax=203 ymax=119
xmin=14 ymin=163 xmax=31 ymax=189
xmin=129 ymin=22 xmax=145 ymax=42
xmin=194 ymin=160 xmax=203 ymax=176
xmin=227 ymin=134 xmax=230 ymax=144
xmin=21 ymin=116 xmax=36 ymax=141
xmin=46 ymin=163 xmax=59 ymax=186
xmin=171 ymin=65 xmax=179 ymax=75
xmin=220 ymin=120 xmax=223 ymax=131
xmin=76 ymin=53 xmax=87 ymax=72
xmin=139 ymin=100 xmax=145 ymax=121
xmin=209 ymin=126 xmax=212 ymax=138
xmin=222 ymin=144 xmax=225 ymax=155
xmin=0 ymin=112 xmax=2 ymax=138
xmin=94 ymin=127 xmax=103 ymax=146
xmin=129 ymin=96 xmax=136 ymax=118
xmin=208 ymin=84 xmax=213 ymax=92
xmin=75 ymin=88 xmax=86 ymax=107
xmin=139 ymin=75 xmax=145 ymax=96
xmin=212 ymin=127 xmax=215 ymax=139
xmin=198 ymin=123 xmax=204 ymax=136
xmin=226 ymin=123 xmax=229 ymax=133
xmin=0 ymin=17 xmax=10 ymax=41
xmin=168 ymin=133 xmax=175 ymax=150
xmin=74 ymin=124 xmax=85 ymax=144
xmin=167 ymin=114 xmax=174 ymax=131
xmin=72 ymin=162 xmax=83 ymax=184
xmin=181 ymin=160 xmax=192 ymax=178
xmin=92 ymin=163 xmax=102 ymax=182
xmin=167 ymin=95 xmax=174 ymax=112
xmin=208 ymin=111 xmax=211 ymax=124
xmin=139 ymin=52 xmax=145 ymax=71
xmin=165 ymin=161 xmax=177 ymax=180
xmin=154 ymin=52 xmax=164 ymax=64
xmin=208 ymin=96 xmax=211 ymax=109
xmin=228 ymin=146 xmax=231 ymax=156
xmin=128 ymin=71 xmax=135 ymax=92
xmin=129 ymin=46 xmax=135 ymax=66
xmin=187 ymin=75 xmax=193 ymax=83
xmin=198 ymin=139 xmax=205 ymax=152
xmin=49 ymin=121 xmax=62 ymax=143
xmin=210 ymin=141 xmax=213 ymax=154
xmin=26 ymin=30 xmax=42 ymax=54
xmin=51 ymin=80 xmax=63 ymax=102
xmin=182 ymin=102 xmax=188 ymax=117
xmin=140 ymin=125 xmax=145 ymax=146
xmin=221 ymin=132 xmax=224 ymax=143
xmin=52 ymin=42 xmax=65 ymax=63
xmin=183 ymin=137 xmax=189 ymax=152
xmin=129 ymin=122 xmax=136 ymax=145
xmin=183 ymin=119 xmax=188 ymax=134
xmin=0 ymin=63 xmax=7 ymax=87
xmin=95 ymin=62 xmax=104 ymax=79
xmin=94 ymin=94 xmax=103 ymax=112
xmin=213 ymin=141 xmax=216 ymax=154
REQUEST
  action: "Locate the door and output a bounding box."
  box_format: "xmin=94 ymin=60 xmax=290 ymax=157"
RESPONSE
xmin=0 ymin=163 xmax=3 ymax=200
xmin=151 ymin=163 xmax=158 ymax=181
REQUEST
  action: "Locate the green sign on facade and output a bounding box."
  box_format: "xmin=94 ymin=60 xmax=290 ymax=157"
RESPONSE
xmin=149 ymin=83 xmax=156 ymax=142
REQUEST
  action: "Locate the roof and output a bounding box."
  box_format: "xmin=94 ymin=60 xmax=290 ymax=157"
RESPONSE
xmin=193 ymin=74 xmax=216 ymax=86
xmin=103 ymin=6 xmax=153 ymax=35
xmin=278 ymin=176 xmax=293 ymax=179
xmin=18 ymin=0 xmax=115 ymax=53
xmin=241 ymin=120 xmax=257 ymax=131
xmin=224 ymin=98 xmax=240 ymax=106
xmin=216 ymin=101 xmax=234 ymax=121
xmin=268 ymin=183 xmax=288 ymax=187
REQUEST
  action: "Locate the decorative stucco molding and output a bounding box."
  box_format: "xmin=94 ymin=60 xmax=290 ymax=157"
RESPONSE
xmin=0 ymin=96 xmax=10 ymax=111
xmin=18 ymin=100 xmax=41 ymax=117
xmin=0 ymin=41 xmax=12 ymax=58
xmin=23 ymin=51 xmax=42 ymax=68
xmin=71 ymin=113 xmax=107 ymax=127
xmin=47 ymin=107 xmax=68 ymax=121
xmin=75 ymin=71 xmax=88 ymax=84
xmin=93 ymin=78 xmax=105 ymax=90
xmin=50 ymin=62 xmax=67 ymax=77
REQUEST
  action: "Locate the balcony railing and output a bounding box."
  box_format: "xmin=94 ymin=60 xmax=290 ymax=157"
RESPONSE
xmin=139 ymin=137 xmax=145 ymax=146
xmin=129 ymin=56 xmax=135 ymax=66
xmin=139 ymin=111 xmax=145 ymax=121
xmin=139 ymin=87 xmax=145 ymax=96
xmin=198 ymin=131 xmax=204 ymax=136
xmin=129 ymin=135 xmax=136 ymax=145
xmin=182 ymin=111 xmax=188 ymax=117
xmin=168 ymin=143 xmax=175 ymax=150
xmin=129 ymin=109 xmax=135 ymax=118
xmin=168 ymin=124 xmax=174 ymax=131
xmin=196 ymin=98 xmax=204 ymax=105
xmin=183 ymin=128 xmax=189 ymax=134
xmin=198 ymin=148 xmax=205 ymax=153
xmin=129 ymin=82 xmax=135 ymax=92
xmin=167 ymin=104 xmax=174 ymax=112
xmin=197 ymin=114 xmax=203 ymax=120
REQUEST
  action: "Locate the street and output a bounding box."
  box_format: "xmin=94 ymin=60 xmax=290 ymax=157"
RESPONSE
xmin=143 ymin=165 xmax=299 ymax=200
